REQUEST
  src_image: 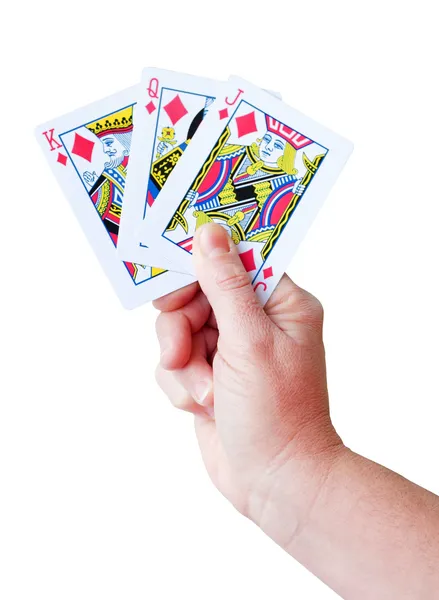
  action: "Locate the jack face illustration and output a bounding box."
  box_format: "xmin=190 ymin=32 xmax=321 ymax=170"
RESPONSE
xmin=165 ymin=113 xmax=319 ymax=261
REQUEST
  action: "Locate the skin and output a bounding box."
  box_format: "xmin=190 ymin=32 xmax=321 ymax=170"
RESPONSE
xmin=155 ymin=222 xmax=439 ymax=599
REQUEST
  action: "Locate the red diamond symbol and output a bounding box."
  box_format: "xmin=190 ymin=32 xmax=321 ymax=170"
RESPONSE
xmin=263 ymin=266 xmax=273 ymax=279
xmin=239 ymin=249 xmax=257 ymax=272
xmin=57 ymin=152 xmax=68 ymax=166
xmin=219 ymin=108 xmax=229 ymax=120
xmin=163 ymin=94 xmax=188 ymax=125
xmin=235 ymin=111 xmax=258 ymax=138
xmin=146 ymin=101 xmax=156 ymax=114
xmin=71 ymin=133 xmax=95 ymax=162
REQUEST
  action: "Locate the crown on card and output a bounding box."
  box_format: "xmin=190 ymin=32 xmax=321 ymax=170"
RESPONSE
xmin=265 ymin=116 xmax=312 ymax=150
xmin=86 ymin=106 xmax=133 ymax=138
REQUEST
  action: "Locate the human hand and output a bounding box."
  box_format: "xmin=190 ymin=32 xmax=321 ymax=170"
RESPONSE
xmin=83 ymin=171 xmax=98 ymax=186
xmin=185 ymin=189 xmax=199 ymax=206
xmin=154 ymin=223 xmax=344 ymax=548
xmin=156 ymin=141 xmax=169 ymax=157
xmin=295 ymin=177 xmax=306 ymax=196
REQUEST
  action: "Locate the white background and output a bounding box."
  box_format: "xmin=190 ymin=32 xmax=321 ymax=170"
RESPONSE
xmin=1 ymin=1 xmax=438 ymax=598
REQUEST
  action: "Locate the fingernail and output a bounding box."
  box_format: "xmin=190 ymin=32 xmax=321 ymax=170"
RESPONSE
xmin=193 ymin=380 xmax=212 ymax=405
xmin=198 ymin=224 xmax=231 ymax=258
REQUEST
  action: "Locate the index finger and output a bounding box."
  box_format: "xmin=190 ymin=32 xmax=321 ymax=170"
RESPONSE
xmin=153 ymin=281 xmax=200 ymax=312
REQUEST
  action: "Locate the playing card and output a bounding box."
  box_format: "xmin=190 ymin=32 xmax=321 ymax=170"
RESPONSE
xmin=117 ymin=68 xmax=224 ymax=270
xmin=36 ymin=86 xmax=195 ymax=309
xmin=138 ymin=76 xmax=353 ymax=305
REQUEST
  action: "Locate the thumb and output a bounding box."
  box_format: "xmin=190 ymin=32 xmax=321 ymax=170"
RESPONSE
xmin=193 ymin=223 xmax=268 ymax=344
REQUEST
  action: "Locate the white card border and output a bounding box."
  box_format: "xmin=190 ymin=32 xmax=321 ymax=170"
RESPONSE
xmin=117 ymin=68 xmax=225 ymax=270
xmin=137 ymin=76 xmax=353 ymax=285
xmin=35 ymin=85 xmax=195 ymax=309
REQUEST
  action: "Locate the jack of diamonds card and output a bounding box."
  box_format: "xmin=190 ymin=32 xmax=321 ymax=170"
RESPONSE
xmin=139 ymin=77 xmax=353 ymax=305
xmin=117 ymin=69 xmax=223 ymax=269
xmin=36 ymin=86 xmax=195 ymax=309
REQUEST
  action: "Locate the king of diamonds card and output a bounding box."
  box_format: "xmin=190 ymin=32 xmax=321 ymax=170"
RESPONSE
xmin=36 ymin=87 xmax=194 ymax=309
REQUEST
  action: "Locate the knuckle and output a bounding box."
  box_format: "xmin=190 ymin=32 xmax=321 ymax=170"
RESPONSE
xmin=155 ymin=310 xmax=183 ymax=336
xmin=300 ymin=293 xmax=324 ymax=325
xmin=215 ymin=265 xmax=250 ymax=293
xmin=171 ymin=394 xmax=193 ymax=411
xmin=155 ymin=365 xmax=193 ymax=411
xmin=212 ymin=256 xmax=251 ymax=294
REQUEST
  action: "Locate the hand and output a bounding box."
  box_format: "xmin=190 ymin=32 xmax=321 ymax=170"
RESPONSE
xmin=155 ymin=224 xmax=439 ymax=597
xmin=295 ymin=178 xmax=306 ymax=196
xmin=185 ymin=189 xmax=199 ymax=206
xmin=154 ymin=223 xmax=344 ymax=548
xmin=83 ymin=171 xmax=98 ymax=187
xmin=156 ymin=141 xmax=169 ymax=156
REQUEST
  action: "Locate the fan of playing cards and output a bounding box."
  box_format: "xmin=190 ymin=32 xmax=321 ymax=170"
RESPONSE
xmin=36 ymin=68 xmax=353 ymax=309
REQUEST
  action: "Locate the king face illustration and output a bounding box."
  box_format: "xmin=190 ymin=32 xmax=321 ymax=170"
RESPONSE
xmin=79 ymin=107 xmax=160 ymax=283
xmin=100 ymin=133 xmax=131 ymax=168
xmin=82 ymin=107 xmax=133 ymax=243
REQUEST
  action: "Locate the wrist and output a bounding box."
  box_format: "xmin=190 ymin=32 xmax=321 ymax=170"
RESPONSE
xmin=247 ymin=419 xmax=348 ymax=550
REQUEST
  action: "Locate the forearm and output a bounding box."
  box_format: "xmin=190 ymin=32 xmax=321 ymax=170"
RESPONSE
xmin=287 ymin=447 xmax=439 ymax=599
